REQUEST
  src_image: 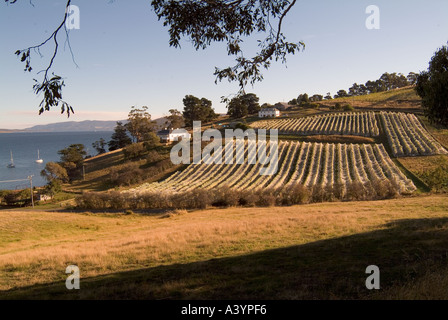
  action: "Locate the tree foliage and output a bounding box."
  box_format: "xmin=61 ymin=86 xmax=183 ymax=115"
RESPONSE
xmin=109 ymin=121 xmax=132 ymax=151
xmin=297 ymin=93 xmax=309 ymax=105
xmin=416 ymin=43 xmax=448 ymax=126
xmin=152 ymin=0 xmax=304 ymax=90
xmin=241 ymin=93 xmax=261 ymax=114
xmin=166 ymin=109 xmax=185 ymax=129
xmin=182 ymin=95 xmax=218 ymax=127
xmin=143 ymin=132 xmax=162 ymax=149
xmin=92 ymin=138 xmax=107 ymax=155
xmin=58 ymin=144 xmax=86 ymax=166
xmin=226 ymin=93 xmax=260 ymax=118
xmin=40 ymin=162 xmax=69 ymax=183
xmin=227 ymin=97 xmax=248 ymax=118
xmin=57 ymin=144 xmax=87 ymax=181
xmin=7 ymin=0 xmax=304 ymax=116
xmin=125 ymin=106 xmax=155 ymax=143
xmin=334 ymin=90 xmax=349 ymax=99
xmin=8 ymin=0 xmax=75 ymax=116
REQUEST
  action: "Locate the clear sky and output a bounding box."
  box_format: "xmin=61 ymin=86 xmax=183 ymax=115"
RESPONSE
xmin=0 ymin=0 xmax=447 ymax=129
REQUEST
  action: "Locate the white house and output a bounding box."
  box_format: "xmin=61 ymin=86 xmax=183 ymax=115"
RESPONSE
xmin=157 ymin=128 xmax=191 ymax=143
xmin=258 ymin=108 xmax=281 ymax=118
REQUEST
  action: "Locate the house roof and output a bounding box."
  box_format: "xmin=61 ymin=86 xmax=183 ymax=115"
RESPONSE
xmin=157 ymin=129 xmax=171 ymax=135
xmin=260 ymin=108 xmax=280 ymax=112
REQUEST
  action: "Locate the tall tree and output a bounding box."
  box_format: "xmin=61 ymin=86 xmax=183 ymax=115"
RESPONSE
xmin=334 ymin=90 xmax=349 ymax=99
xmin=310 ymin=94 xmax=323 ymax=102
xmin=167 ymin=109 xmax=185 ymax=129
xmin=125 ymin=106 xmax=155 ymax=143
xmin=40 ymin=162 xmax=69 ymax=183
xmin=109 ymin=122 xmax=132 ymax=151
xmin=416 ymin=43 xmax=448 ymax=126
xmin=8 ymin=0 xmax=303 ymax=116
xmin=297 ymin=93 xmax=309 ymax=105
xmin=58 ymin=144 xmax=86 ymax=167
xmin=365 ymin=80 xmax=379 ymax=94
xmin=92 ymin=138 xmax=107 ymax=155
xmin=407 ymin=72 xmax=419 ymax=85
xmin=226 ymin=93 xmax=261 ymax=118
xmin=358 ymin=84 xmax=368 ymax=95
xmin=57 ymin=144 xmax=87 ymax=181
xmin=241 ymin=93 xmax=261 ymax=115
xmin=227 ymin=97 xmax=249 ymax=119
xmin=348 ymin=83 xmax=360 ymax=96
xmin=182 ymin=95 xmax=217 ymax=127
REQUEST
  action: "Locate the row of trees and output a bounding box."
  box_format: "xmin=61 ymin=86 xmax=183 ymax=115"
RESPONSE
xmin=96 ymin=95 xmax=220 ymax=154
xmin=334 ymin=72 xmax=416 ymax=99
xmin=289 ymin=72 xmax=418 ymax=105
xmin=288 ymin=93 xmax=324 ymax=105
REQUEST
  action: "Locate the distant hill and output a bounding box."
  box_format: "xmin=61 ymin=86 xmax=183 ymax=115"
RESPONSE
xmin=22 ymin=118 xmax=169 ymax=133
xmin=0 ymin=129 xmax=20 ymax=133
xmin=23 ymin=120 xmax=119 ymax=132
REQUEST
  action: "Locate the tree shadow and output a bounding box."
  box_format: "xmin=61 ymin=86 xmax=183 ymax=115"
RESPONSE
xmin=2 ymin=217 xmax=448 ymax=300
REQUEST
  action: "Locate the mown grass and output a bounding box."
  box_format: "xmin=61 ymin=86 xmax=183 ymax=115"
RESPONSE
xmin=399 ymin=155 xmax=448 ymax=193
xmin=1 ymin=195 xmax=448 ymax=299
xmin=417 ymin=116 xmax=448 ymax=150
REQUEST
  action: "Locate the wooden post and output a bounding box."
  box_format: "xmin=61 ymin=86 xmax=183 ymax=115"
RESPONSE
xmin=28 ymin=175 xmax=34 ymax=208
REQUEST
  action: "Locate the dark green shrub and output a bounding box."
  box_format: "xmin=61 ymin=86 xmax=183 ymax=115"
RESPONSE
xmin=343 ymin=104 xmax=354 ymax=111
xmin=109 ymin=163 xmax=144 ymax=187
xmin=123 ymin=143 xmax=145 ymax=160
xmin=212 ymin=186 xmax=240 ymax=207
xmin=238 ymin=190 xmax=259 ymax=207
xmin=280 ymin=184 xmax=309 ymax=205
xmin=255 ymin=190 xmax=277 ymax=207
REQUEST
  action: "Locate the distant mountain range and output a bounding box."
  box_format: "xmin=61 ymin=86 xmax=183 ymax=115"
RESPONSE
xmin=0 ymin=118 xmax=169 ymax=133
xmin=22 ymin=120 xmax=120 ymax=132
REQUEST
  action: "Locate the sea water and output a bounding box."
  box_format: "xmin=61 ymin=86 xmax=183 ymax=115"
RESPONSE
xmin=0 ymin=132 xmax=112 ymax=190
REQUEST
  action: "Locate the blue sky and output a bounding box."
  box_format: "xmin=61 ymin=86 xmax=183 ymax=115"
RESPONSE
xmin=0 ymin=0 xmax=447 ymax=129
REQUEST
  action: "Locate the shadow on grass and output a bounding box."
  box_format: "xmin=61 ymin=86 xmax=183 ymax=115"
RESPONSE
xmin=2 ymin=217 xmax=448 ymax=300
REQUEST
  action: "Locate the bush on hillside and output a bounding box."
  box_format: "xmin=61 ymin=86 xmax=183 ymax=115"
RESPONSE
xmin=123 ymin=143 xmax=145 ymax=160
xmin=343 ymin=104 xmax=354 ymax=111
xmin=76 ymin=179 xmax=400 ymax=211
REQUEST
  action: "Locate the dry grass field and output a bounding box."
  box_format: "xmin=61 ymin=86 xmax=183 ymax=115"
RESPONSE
xmin=1 ymin=87 xmax=446 ymax=301
xmin=1 ymin=194 xmax=448 ymax=299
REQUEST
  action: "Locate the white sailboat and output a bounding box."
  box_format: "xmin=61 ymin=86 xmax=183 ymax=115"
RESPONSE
xmin=7 ymin=151 xmax=15 ymax=168
xmin=35 ymin=149 xmax=43 ymax=163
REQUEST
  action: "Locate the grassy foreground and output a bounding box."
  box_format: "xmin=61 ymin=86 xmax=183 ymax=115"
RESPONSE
xmin=1 ymin=194 xmax=448 ymax=300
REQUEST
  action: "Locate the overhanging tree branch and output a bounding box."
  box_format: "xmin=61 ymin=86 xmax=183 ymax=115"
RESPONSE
xmin=9 ymin=0 xmax=75 ymax=116
xmin=152 ymin=0 xmax=304 ymax=93
xmin=7 ymin=0 xmax=304 ymax=116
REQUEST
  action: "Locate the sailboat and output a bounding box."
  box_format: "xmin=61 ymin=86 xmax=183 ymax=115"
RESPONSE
xmin=7 ymin=151 xmax=15 ymax=168
xmin=35 ymin=149 xmax=43 ymax=163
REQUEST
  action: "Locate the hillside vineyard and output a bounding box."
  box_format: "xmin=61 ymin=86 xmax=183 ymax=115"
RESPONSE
xmin=379 ymin=111 xmax=448 ymax=157
xmin=134 ymin=141 xmax=416 ymax=194
xmin=250 ymin=112 xmax=380 ymax=137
